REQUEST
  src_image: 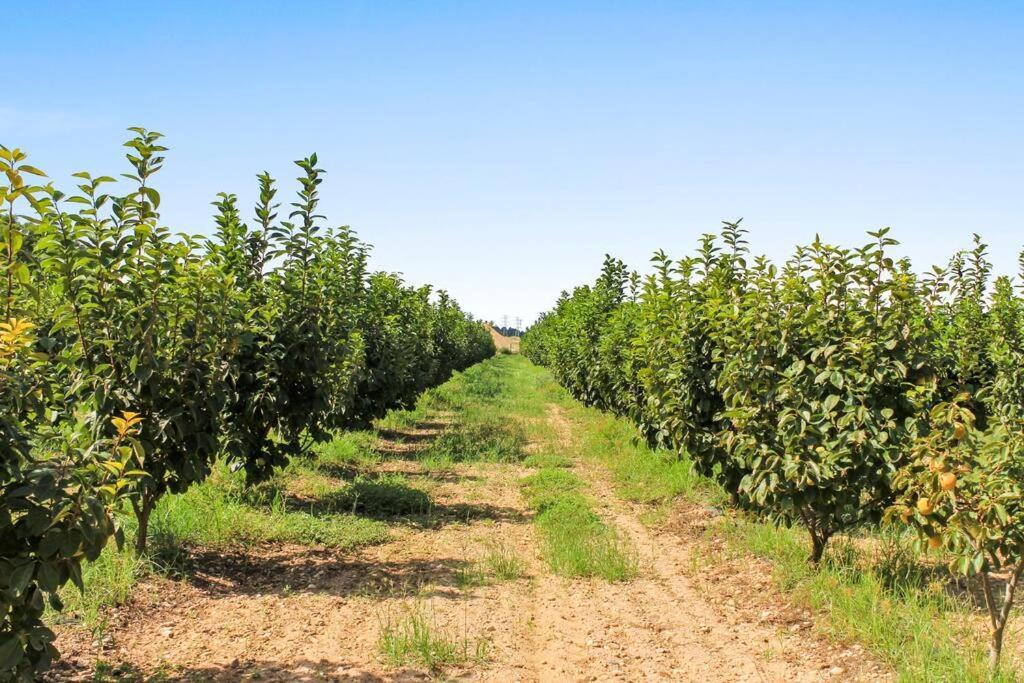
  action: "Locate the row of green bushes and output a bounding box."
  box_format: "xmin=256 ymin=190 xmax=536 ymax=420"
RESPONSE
xmin=522 ymin=222 xmax=1024 ymax=672
xmin=0 ymin=130 xmax=494 ymax=679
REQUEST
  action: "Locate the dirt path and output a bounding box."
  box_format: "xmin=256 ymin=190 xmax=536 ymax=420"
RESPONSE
xmin=527 ymin=404 xmax=890 ymax=682
xmin=52 ymin=394 xmax=889 ymax=682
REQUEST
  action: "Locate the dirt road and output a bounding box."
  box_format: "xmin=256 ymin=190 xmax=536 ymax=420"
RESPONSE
xmin=53 ymin=380 xmax=888 ymax=681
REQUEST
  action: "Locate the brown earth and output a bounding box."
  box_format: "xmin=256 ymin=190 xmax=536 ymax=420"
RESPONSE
xmin=51 ymin=405 xmax=890 ymax=682
xmin=485 ymin=324 xmax=520 ymax=354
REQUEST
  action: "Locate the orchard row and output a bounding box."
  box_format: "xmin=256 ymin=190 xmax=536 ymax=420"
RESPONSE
xmin=522 ymin=223 xmax=1024 ymax=671
xmin=0 ymin=131 xmax=494 ymax=679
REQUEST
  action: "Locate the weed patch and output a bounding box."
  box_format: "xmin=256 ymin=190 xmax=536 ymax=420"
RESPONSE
xmin=520 ymin=469 xmax=585 ymax=510
xmin=329 ymin=474 xmax=432 ymax=517
xmin=145 ymin=477 xmax=389 ymax=550
xmin=377 ymin=602 xmax=488 ymax=671
xmin=481 ymin=540 xmax=526 ymax=581
xmin=54 ymin=542 xmax=143 ymax=631
xmin=523 ymin=452 xmax=573 ymax=469
xmin=520 ymin=467 xmax=637 ymax=581
xmin=429 ymin=416 xmax=526 ymax=463
xmin=313 ymin=431 xmax=380 ymax=472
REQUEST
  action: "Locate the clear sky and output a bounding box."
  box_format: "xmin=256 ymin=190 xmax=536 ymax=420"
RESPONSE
xmin=6 ymin=1 xmax=1023 ymax=325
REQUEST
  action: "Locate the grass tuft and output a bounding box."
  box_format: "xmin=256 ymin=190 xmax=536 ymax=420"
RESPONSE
xmin=377 ymin=602 xmax=488 ymax=671
xmin=482 ymin=540 xmax=526 ymax=581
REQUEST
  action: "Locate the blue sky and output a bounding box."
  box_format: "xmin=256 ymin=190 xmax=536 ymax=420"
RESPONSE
xmin=6 ymin=1 xmax=1023 ymax=325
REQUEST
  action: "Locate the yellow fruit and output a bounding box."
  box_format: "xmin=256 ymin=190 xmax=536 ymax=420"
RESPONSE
xmin=940 ymin=472 xmax=957 ymax=491
xmin=928 ymin=536 xmax=942 ymax=550
xmin=917 ymin=498 xmax=934 ymax=516
xmin=954 ymin=423 xmax=966 ymax=440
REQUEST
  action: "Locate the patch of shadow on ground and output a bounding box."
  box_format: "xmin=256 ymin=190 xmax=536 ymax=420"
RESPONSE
xmin=47 ymin=657 xmax=400 ymax=682
xmin=281 ymin=483 xmax=526 ymax=529
xmin=184 ymin=546 xmax=484 ymax=600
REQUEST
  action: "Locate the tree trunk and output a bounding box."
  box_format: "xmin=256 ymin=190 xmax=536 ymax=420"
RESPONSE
xmin=990 ymin=624 xmax=1004 ymax=675
xmin=802 ymin=510 xmax=830 ymax=565
xmin=809 ymin=531 xmax=827 ymax=565
xmin=133 ymin=494 xmax=155 ymax=555
xmin=980 ymin=562 xmax=1024 ymax=675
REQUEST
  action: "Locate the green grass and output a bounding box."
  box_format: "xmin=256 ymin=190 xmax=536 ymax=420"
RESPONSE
xmin=432 ymin=353 xmax=553 ymax=420
xmin=522 ymin=452 xmax=573 ymax=468
xmin=455 ymin=561 xmax=489 ymax=588
xmin=326 ymin=473 xmax=432 ymax=517
xmin=520 ymin=468 xmax=637 ymax=581
xmin=55 ymin=542 xmax=144 ymax=631
xmin=375 ymin=405 xmax=430 ymax=432
xmin=534 ymin=494 xmax=638 ymax=581
xmin=377 ymin=602 xmax=488 ymax=671
xmin=428 ymin=414 xmax=526 ymax=464
xmin=312 ymin=430 xmax=381 ymax=472
xmin=145 ymin=471 xmax=390 ymax=550
xmin=52 ymin=463 xmax=392 ymax=629
xmin=520 ymin=468 xmax=585 ymax=509
xmin=366 ymin=355 xmax=539 ymax=469
xmin=562 ymin=409 xmax=720 ymax=507
xmin=425 ymin=359 xmax=508 ymax=411
xmin=438 ymin=357 xmax=643 ymax=583
xmin=481 ymin=540 xmax=526 ymax=581
xmin=455 ymin=539 xmax=526 ymax=588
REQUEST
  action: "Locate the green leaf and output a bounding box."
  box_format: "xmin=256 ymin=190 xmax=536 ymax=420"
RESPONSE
xmin=8 ymin=560 xmax=35 ymax=597
xmin=993 ymin=504 xmax=1009 ymax=525
xmin=12 ymin=263 xmax=29 ymax=284
xmin=35 ymin=563 xmax=60 ymax=593
xmin=0 ymin=633 xmax=24 ymax=672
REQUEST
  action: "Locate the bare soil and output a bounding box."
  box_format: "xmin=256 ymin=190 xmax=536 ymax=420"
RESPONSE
xmin=485 ymin=325 xmax=519 ymax=354
xmin=51 ymin=404 xmax=891 ymax=681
